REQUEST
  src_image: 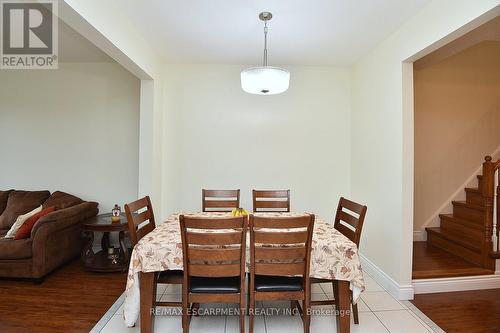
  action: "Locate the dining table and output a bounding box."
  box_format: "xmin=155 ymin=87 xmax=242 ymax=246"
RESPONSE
xmin=123 ymin=212 xmax=365 ymax=333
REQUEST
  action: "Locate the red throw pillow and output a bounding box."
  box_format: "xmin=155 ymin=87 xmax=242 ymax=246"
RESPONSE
xmin=14 ymin=206 xmax=55 ymax=240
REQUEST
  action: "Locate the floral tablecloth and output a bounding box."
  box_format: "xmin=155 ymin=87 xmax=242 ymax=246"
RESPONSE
xmin=123 ymin=212 xmax=365 ymax=327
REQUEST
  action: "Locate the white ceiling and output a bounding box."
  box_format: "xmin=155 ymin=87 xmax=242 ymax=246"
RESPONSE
xmin=118 ymin=0 xmax=431 ymax=66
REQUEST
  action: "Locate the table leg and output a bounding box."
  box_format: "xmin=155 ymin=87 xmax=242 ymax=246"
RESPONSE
xmin=336 ymin=280 xmax=351 ymax=333
xmin=119 ymin=230 xmax=130 ymax=262
xmin=101 ymin=232 xmax=110 ymax=251
xmin=140 ymin=272 xmax=155 ymax=333
xmin=81 ymin=230 xmax=95 ymax=266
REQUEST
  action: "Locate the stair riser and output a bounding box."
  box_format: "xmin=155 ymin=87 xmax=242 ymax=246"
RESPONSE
xmin=466 ymin=191 xmax=484 ymax=206
xmin=440 ymin=214 xmax=483 ymax=230
xmin=453 ymin=205 xmax=483 ymax=223
xmin=427 ymin=232 xmax=482 ymax=266
xmin=440 ymin=219 xmax=483 ymax=241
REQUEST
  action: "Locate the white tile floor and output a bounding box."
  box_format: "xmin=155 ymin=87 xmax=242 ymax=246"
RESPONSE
xmin=94 ymin=273 xmax=442 ymax=333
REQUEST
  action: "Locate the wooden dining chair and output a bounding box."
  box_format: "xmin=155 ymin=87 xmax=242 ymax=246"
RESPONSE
xmin=124 ymin=196 xmax=183 ymax=308
xmin=249 ymin=214 xmax=315 ymax=333
xmin=310 ymin=197 xmax=367 ymax=324
xmin=202 ymin=189 xmax=240 ymax=212
xmin=180 ymin=215 xmax=247 ymax=333
xmin=252 ymin=189 xmax=290 ymax=212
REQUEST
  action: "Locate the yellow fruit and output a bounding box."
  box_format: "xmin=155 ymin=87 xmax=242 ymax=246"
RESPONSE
xmin=232 ymin=208 xmax=248 ymax=217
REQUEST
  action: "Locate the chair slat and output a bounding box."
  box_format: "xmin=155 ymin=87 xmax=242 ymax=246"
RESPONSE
xmin=124 ymin=196 xmax=156 ymax=248
xmin=204 ymin=200 xmax=239 ymax=208
xmin=188 ymin=263 xmax=241 ymax=277
xmin=253 ymin=216 xmax=310 ymax=228
xmin=253 ymin=190 xmax=289 ymax=198
xmin=334 ymin=197 xmax=368 ymax=246
xmin=254 ymin=230 xmax=308 ymax=244
xmin=254 ymin=201 xmax=289 ymax=209
xmin=254 ymin=247 xmax=306 ymax=260
xmin=136 ymin=225 xmax=154 ymax=241
xmin=202 ymin=189 xmax=240 ymax=212
xmin=126 ymin=197 xmax=149 ymax=213
xmin=186 ymin=231 xmax=242 ymax=245
xmin=204 ymin=189 xmax=239 ymax=197
xmin=335 ymin=223 xmax=356 ymax=243
xmin=132 ymin=209 xmax=151 ymax=227
xmin=338 ymin=210 xmax=358 ymax=228
xmin=255 ymin=262 xmax=305 ymax=276
xmin=188 ymin=248 xmax=241 ymax=261
xmin=252 ymin=189 xmax=290 ymax=212
xmin=340 ymin=197 xmax=365 ymax=214
xmin=183 ymin=217 xmax=244 ymax=229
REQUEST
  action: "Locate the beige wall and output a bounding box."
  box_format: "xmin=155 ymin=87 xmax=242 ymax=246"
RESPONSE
xmin=0 ymin=62 xmax=140 ymax=213
xmin=414 ymin=41 xmax=500 ymax=231
xmin=162 ymin=64 xmax=351 ymax=220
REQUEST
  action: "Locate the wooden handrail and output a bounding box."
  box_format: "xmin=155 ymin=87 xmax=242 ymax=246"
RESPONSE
xmin=481 ymin=155 xmax=500 ymax=265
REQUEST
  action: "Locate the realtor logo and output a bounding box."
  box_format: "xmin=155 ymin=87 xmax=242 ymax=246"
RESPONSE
xmin=1 ymin=0 xmax=58 ymax=69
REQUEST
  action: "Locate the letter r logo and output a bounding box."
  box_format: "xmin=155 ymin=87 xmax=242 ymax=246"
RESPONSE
xmin=2 ymin=2 xmax=53 ymax=54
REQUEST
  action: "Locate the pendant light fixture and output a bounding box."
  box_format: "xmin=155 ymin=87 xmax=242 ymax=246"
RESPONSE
xmin=241 ymin=12 xmax=290 ymax=95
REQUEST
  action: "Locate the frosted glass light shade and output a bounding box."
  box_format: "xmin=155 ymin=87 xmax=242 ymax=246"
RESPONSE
xmin=240 ymin=66 xmax=290 ymax=95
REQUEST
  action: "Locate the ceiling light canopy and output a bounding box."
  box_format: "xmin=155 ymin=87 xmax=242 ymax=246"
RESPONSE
xmin=241 ymin=12 xmax=290 ymax=95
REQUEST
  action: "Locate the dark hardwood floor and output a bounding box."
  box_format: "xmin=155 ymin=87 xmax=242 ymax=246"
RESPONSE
xmin=0 ymin=259 xmax=126 ymax=333
xmin=412 ymin=289 xmax=500 ymax=333
xmin=412 ymin=242 xmax=493 ymax=279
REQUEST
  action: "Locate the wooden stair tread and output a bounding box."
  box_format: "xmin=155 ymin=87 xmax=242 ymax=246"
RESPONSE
xmin=452 ymin=201 xmax=483 ymax=210
xmin=412 ymin=242 xmax=494 ymax=279
xmin=491 ymin=251 xmax=500 ymax=259
xmin=439 ymin=214 xmax=483 ymax=230
xmin=426 ymin=227 xmax=482 ymax=251
xmin=412 ymin=267 xmax=494 ymax=279
xmin=464 ymin=187 xmax=480 ymax=193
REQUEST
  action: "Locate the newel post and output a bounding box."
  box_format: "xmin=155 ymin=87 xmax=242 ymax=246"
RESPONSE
xmin=482 ymin=156 xmax=495 ymax=269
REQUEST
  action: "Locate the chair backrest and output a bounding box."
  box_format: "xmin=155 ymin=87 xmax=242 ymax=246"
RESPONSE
xmin=202 ymin=189 xmax=240 ymax=212
xmin=333 ymin=197 xmax=367 ymax=246
xmin=180 ymin=215 xmax=247 ymax=281
xmin=249 ymin=214 xmax=314 ymax=281
xmin=252 ymin=189 xmax=290 ymax=212
xmin=124 ymin=196 xmax=156 ymax=247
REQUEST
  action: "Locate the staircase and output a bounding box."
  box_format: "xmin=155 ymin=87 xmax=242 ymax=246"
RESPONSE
xmin=425 ymin=156 xmax=500 ymax=271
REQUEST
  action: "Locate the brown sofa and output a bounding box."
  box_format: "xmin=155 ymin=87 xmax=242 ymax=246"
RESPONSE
xmin=0 ymin=190 xmax=98 ymax=281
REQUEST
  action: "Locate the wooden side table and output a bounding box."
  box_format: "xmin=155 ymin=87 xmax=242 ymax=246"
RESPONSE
xmin=81 ymin=213 xmax=130 ymax=272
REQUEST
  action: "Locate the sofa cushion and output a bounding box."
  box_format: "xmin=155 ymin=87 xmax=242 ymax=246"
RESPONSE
xmin=0 ymin=190 xmax=13 ymax=215
xmin=4 ymin=205 xmax=42 ymax=238
xmin=43 ymin=191 xmax=83 ymax=210
xmin=0 ymin=190 xmax=50 ymax=229
xmin=0 ymin=229 xmax=32 ymax=259
xmin=15 ymin=206 xmax=55 ymax=240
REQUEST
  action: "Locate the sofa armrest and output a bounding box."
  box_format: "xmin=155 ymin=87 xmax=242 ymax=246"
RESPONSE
xmin=31 ymin=201 xmax=99 ymax=238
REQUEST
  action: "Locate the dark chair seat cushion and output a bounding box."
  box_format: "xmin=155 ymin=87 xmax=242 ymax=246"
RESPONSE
xmin=254 ymin=275 xmax=303 ymax=292
xmin=189 ymin=276 xmax=240 ymax=294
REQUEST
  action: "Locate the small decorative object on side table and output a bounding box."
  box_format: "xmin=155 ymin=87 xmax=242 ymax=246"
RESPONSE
xmin=111 ymin=204 xmax=121 ymax=222
xmin=81 ymin=212 xmax=130 ymax=272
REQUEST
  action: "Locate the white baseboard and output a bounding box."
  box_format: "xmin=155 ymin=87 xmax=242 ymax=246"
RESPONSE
xmin=360 ymin=254 xmax=414 ymax=300
xmin=413 ymin=230 xmax=427 ymax=241
xmin=413 ymin=273 xmax=500 ymax=294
